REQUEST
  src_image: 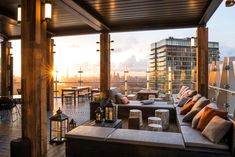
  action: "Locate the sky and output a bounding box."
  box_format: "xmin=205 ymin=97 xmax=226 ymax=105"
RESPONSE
xmin=10 ymin=2 xmax=235 ymax=77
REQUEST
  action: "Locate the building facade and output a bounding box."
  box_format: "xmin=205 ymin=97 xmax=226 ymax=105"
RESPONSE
xmin=149 ymin=37 xmax=219 ymax=94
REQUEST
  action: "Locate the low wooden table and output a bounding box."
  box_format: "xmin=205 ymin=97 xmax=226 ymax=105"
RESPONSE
xmin=137 ymin=89 xmax=159 ymax=100
xmin=83 ymin=119 xmax=122 ymax=129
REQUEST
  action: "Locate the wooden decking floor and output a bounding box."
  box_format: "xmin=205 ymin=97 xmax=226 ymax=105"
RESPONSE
xmin=0 ymin=98 xmax=178 ymax=157
xmin=0 ymin=98 xmax=90 ymax=157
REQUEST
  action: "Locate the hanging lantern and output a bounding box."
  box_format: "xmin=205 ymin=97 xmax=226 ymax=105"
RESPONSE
xmin=49 ymin=108 xmax=69 ymax=144
xmin=104 ymin=100 xmax=117 ymax=123
xmin=69 ymin=119 xmax=76 ymax=131
xmin=95 ymin=107 xmax=103 ymax=123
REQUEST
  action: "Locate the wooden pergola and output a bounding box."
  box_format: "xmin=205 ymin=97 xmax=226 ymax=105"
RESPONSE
xmin=0 ymin=0 xmax=223 ymax=157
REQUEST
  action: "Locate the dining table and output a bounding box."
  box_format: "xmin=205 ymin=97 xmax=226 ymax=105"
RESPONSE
xmin=61 ymin=86 xmax=91 ymax=104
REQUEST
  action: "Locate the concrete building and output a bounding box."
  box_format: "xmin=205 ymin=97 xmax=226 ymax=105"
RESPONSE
xmin=149 ymin=37 xmax=220 ymax=94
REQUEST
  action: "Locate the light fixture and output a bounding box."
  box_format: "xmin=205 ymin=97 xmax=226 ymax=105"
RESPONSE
xmin=17 ymin=4 xmax=21 ymax=23
xmin=43 ymin=1 xmax=52 ymax=22
xmin=225 ymin=0 xmax=235 ymax=7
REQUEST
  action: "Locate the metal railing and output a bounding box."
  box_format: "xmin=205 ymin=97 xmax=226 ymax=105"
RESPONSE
xmin=191 ymin=81 xmax=235 ymax=115
xmin=53 ymin=81 xmax=151 ymax=97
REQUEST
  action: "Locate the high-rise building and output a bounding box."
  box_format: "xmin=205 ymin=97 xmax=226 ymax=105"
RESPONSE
xmin=149 ymin=37 xmax=219 ymax=94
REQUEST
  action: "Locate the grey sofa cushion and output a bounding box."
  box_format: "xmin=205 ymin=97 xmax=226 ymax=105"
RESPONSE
xmin=176 ymin=107 xmax=181 ymax=115
xmin=107 ymin=129 xmax=185 ymax=149
xmin=182 ymin=108 xmax=200 ymax=122
xmin=177 ymin=114 xmax=191 ymax=126
xmin=178 ymin=97 xmax=192 ymax=107
xmin=109 ymin=87 xmax=119 ymax=103
xmin=180 ymin=126 xmax=229 ymax=150
xmin=172 ymin=94 xmax=179 ymax=106
xmin=65 ymin=126 xmax=115 ymax=141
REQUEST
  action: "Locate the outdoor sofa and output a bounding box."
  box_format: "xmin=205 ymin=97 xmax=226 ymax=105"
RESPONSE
xmin=66 ymin=88 xmax=235 ymax=157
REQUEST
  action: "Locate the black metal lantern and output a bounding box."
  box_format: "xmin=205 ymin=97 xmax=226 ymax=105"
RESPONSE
xmin=104 ymin=100 xmax=117 ymax=123
xmin=95 ymin=107 xmax=103 ymax=123
xmin=69 ymin=119 xmax=76 ymax=131
xmin=49 ymin=108 xmax=69 ymax=144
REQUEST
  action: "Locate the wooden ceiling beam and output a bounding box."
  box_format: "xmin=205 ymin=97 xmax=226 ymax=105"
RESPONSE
xmin=55 ymin=0 xmax=110 ymax=32
xmin=199 ymin=0 xmax=223 ymax=26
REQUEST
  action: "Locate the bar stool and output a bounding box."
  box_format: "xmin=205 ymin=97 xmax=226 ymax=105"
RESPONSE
xmin=155 ymin=109 xmax=169 ymax=130
xmin=129 ymin=109 xmax=143 ymax=126
xmin=148 ymin=117 xmax=162 ymax=125
xmin=148 ymin=124 xmax=163 ymax=131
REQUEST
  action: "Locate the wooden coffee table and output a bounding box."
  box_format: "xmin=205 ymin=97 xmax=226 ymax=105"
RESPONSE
xmin=83 ymin=119 xmax=122 ymax=129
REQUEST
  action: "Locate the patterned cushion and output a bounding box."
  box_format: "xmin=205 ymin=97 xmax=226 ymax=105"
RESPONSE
xmin=180 ymin=89 xmax=191 ymax=99
xmin=181 ymin=90 xmax=197 ymax=98
xmin=180 ymin=100 xmax=196 ymax=115
xmin=187 ymin=90 xmax=197 ymax=97
xmin=192 ymin=103 xmax=218 ymax=128
xmin=197 ymin=107 xmax=228 ymax=131
xmin=178 ymin=86 xmax=188 ymax=95
xmin=177 ymin=86 xmax=190 ymax=99
xmin=120 ymin=97 xmax=129 ymax=104
xmin=178 ymin=97 xmax=192 ymax=107
xmin=192 ymin=94 xmax=202 ymax=102
xmin=202 ymin=116 xmax=232 ymax=144
xmin=191 ymin=97 xmax=210 ymax=112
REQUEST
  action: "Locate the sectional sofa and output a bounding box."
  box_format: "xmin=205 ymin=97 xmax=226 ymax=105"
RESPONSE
xmin=66 ymin=88 xmax=235 ymax=157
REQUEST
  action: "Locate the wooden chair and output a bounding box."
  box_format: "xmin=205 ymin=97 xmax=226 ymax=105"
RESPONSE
xmin=0 ymin=97 xmax=20 ymax=121
xmin=17 ymin=89 xmax=22 ymax=95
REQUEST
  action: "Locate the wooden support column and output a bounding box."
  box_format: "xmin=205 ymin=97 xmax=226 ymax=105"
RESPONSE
xmin=46 ymin=37 xmax=54 ymax=111
xmin=21 ymin=0 xmax=47 ymax=156
xmin=1 ymin=39 xmax=11 ymax=96
xmin=100 ymin=32 xmax=110 ymax=98
xmin=196 ymin=26 xmax=208 ymax=97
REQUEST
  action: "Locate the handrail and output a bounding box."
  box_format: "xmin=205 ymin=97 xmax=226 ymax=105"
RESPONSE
xmin=191 ymin=81 xmax=235 ymax=95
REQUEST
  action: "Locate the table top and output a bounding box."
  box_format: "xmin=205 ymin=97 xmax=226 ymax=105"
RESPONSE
xmin=65 ymin=126 xmax=116 ymax=141
xmin=91 ymin=88 xmax=100 ymax=92
xmin=137 ymin=89 xmax=159 ymax=94
xmin=84 ymin=119 xmax=122 ymax=129
xmin=0 ymin=95 xmax=21 ymax=100
xmin=62 ymin=86 xmax=91 ymax=91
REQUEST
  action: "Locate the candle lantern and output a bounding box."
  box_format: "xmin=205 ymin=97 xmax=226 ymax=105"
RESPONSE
xmin=104 ymin=100 xmax=117 ymax=123
xmin=95 ymin=107 xmax=103 ymax=123
xmin=69 ymin=119 xmax=76 ymax=131
xmin=49 ymin=108 xmax=69 ymax=144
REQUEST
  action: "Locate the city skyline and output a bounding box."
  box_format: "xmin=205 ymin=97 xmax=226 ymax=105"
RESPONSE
xmin=10 ymin=3 xmax=235 ymax=77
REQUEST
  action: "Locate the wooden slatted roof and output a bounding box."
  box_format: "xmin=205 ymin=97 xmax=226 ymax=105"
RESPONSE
xmin=0 ymin=0 xmax=223 ymax=38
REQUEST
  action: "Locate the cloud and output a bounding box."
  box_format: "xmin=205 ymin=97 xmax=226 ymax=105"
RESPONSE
xmin=220 ymin=46 xmax=235 ymax=60
xmin=113 ymin=55 xmax=148 ymax=72
xmin=111 ymin=36 xmax=139 ymax=54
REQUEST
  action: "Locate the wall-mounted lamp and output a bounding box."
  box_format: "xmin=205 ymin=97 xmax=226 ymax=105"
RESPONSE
xmin=43 ymin=1 xmax=52 ymax=22
xmin=225 ymin=0 xmax=235 ymax=7
xmin=17 ymin=4 xmax=21 ymax=23
xmin=17 ymin=1 xmax=52 ymax=23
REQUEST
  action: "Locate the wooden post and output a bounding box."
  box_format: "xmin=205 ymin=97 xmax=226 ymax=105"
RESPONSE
xmin=1 ymin=39 xmax=11 ymax=96
xmin=46 ymin=37 xmax=54 ymax=111
xmin=100 ymin=32 xmax=110 ymax=98
xmin=196 ymin=26 xmax=208 ymax=97
xmin=21 ymin=0 xmax=47 ymax=156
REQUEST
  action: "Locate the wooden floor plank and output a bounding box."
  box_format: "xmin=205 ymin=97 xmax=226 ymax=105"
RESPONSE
xmin=0 ymin=98 xmax=90 ymax=157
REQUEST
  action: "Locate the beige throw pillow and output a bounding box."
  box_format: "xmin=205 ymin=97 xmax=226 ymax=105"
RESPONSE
xmin=190 ymin=97 xmax=210 ymax=112
xmin=202 ymin=116 xmax=232 ymax=143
